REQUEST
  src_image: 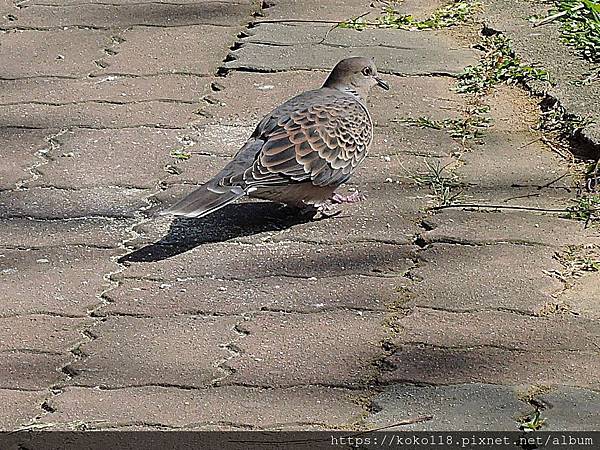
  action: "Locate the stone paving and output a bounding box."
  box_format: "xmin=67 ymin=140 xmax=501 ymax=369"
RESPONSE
xmin=1 ymin=0 xmax=599 ymax=432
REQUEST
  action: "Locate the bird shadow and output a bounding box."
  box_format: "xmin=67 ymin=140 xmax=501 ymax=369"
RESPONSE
xmin=118 ymin=202 xmax=328 ymax=264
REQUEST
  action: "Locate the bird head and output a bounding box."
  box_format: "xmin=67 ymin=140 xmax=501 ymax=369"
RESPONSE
xmin=323 ymin=57 xmax=390 ymax=100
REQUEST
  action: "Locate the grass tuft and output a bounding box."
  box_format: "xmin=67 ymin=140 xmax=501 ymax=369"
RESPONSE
xmin=553 ymin=0 xmax=600 ymax=63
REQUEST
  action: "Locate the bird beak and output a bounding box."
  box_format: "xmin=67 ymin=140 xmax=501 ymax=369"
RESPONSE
xmin=375 ymin=76 xmax=390 ymax=90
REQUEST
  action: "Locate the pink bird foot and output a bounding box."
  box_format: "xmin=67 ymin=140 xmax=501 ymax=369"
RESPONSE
xmin=331 ymin=190 xmax=367 ymax=204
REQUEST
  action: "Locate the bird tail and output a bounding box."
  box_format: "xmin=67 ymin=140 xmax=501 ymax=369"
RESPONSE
xmin=160 ymin=184 xmax=246 ymax=218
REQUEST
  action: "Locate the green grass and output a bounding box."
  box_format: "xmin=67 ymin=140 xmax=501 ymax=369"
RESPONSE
xmin=339 ymin=0 xmax=480 ymax=31
xmin=400 ymin=106 xmax=491 ymax=144
xmin=519 ymin=409 xmax=547 ymax=431
xmin=553 ymin=0 xmax=600 ymax=63
xmin=457 ymin=34 xmax=549 ymax=93
xmin=169 ymin=150 xmax=192 ymax=160
xmin=567 ymin=193 xmax=600 ymax=225
xmin=408 ymin=160 xmax=464 ymax=206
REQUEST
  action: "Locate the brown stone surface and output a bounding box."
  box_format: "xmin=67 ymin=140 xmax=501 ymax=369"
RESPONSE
xmin=0 ymin=30 xmax=111 ymax=79
xmin=94 ymin=25 xmax=238 ymax=77
xmin=264 ymin=0 xmax=376 ymax=22
xmin=0 ymin=128 xmax=53 ymax=190
xmin=69 ymin=316 xmax=240 ymax=388
xmin=422 ymin=209 xmax=600 ymax=247
xmin=380 ymin=345 xmax=600 ymax=390
xmin=31 ymin=128 xmax=209 ymax=189
xmin=0 ymin=75 xmax=208 ymax=105
xmin=0 ymin=247 xmax=118 ymax=316
xmin=225 ymin=311 xmax=387 ymax=388
xmin=120 ymin=240 xmax=417 ymax=281
xmin=0 ymin=389 xmax=46 ymax=430
xmin=0 ymin=102 xmax=199 ymax=129
xmin=0 ymin=217 xmax=134 ymax=248
xmin=394 ymin=308 xmax=600 ymax=351
xmin=0 ymin=187 xmax=148 ymax=219
xmin=43 ymin=385 xmax=364 ymax=429
xmin=409 ymin=244 xmax=564 ymax=315
xmin=0 ymin=315 xmax=92 ymax=353
xmin=103 ymin=274 xmax=402 ymax=316
xmin=559 ymin=272 xmax=600 ymax=321
xmin=3 ymin=2 xmax=257 ymax=28
xmin=0 ymin=351 xmax=69 ymax=390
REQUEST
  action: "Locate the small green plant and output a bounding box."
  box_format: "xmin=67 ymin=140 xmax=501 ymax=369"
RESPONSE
xmin=519 ymin=409 xmax=547 ymax=431
xmin=457 ymin=35 xmax=549 ymax=93
xmin=553 ymin=0 xmax=600 ymax=63
xmin=169 ymin=150 xmax=192 ymax=160
xmin=408 ymin=160 xmax=464 ymax=206
xmin=400 ymin=106 xmax=491 ymax=144
xmin=339 ymin=0 xmax=480 ymax=31
xmin=567 ymin=193 xmax=600 ymax=225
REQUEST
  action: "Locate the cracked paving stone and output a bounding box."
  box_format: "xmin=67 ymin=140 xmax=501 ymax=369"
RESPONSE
xmin=422 ymin=209 xmax=600 ymax=247
xmin=379 ymin=345 xmax=600 ymax=389
xmin=0 ymin=351 xmax=71 ymax=390
xmin=225 ymin=24 xmax=478 ymax=75
xmin=0 ymin=247 xmax=118 ymax=316
xmin=0 ymin=128 xmax=55 ymax=190
xmin=42 ymin=385 xmax=365 ymax=430
xmin=393 ymin=308 xmax=600 ymax=352
xmin=68 ymin=316 xmax=239 ymax=388
xmin=119 ymin=240 xmax=417 ymax=281
xmin=408 ymin=243 xmax=563 ymax=315
xmin=223 ymin=311 xmax=388 ymax=388
xmin=92 ymin=25 xmax=239 ymax=77
xmin=2 ymin=1 xmax=258 ymax=29
xmin=0 ymin=29 xmax=112 ymax=79
xmin=367 ymin=384 xmax=533 ymax=431
xmin=0 ymin=75 xmax=209 ymax=105
xmin=0 ymin=102 xmax=199 ymax=129
xmin=0 ymin=315 xmax=93 ymax=353
xmin=263 ymin=0 xmax=378 ymax=22
xmin=30 ymin=128 xmax=211 ymax=189
xmin=200 ymin=71 xmax=467 ymax=127
xmin=0 ymin=217 xmax=135 ymax=248
xmin=534 ymin=386 xmax=600 ymax=431
xmin=559 ymin=272 xmax=600 ymax=321
xmin=0 ymin=187 xmax=148 ymax=219
xmin=102 ymin=274 xmax=403 ymax=316
xmin=0 ymin=389 xmax=47 ymax=430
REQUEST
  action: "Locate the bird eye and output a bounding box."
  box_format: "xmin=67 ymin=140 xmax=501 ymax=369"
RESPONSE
xmin=362 ymin=67 xmax=373 ymax=76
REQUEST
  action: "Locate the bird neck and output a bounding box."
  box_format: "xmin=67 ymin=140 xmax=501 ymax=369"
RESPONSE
xmin=324 ymin=82 xmax=367 ymax=103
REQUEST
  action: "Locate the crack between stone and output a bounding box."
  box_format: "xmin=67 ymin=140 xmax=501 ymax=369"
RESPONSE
xmin=1 ymin=99 xmax=197 ymax=107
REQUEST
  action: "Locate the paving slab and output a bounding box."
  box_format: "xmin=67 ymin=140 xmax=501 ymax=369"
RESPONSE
xmin=409 ymin=243 xmax=564 ymax=315
xmin=380 ymin=345 xmax=599 ymax=389
xmin=225 ymin=311 xmax=387 ymax=388
xmin=535 ymin=386 xmax=600 ymax=431
xmin=558 ymin=272 xmax=600 ymax=321
xmin=0 ymin=217 xmax=134 ymax=248
xmin=0 ymin=247 xmax=118 ymax=316
xmin=94 ymin=25 xmax=238 ymax=77
xmin=226 ymin=24 xmax=478 ymax=75
xmin=0 ymin=29 xmax=112 ymax=79
xmin=26 ymin=0 xmax=255 ymax=4
xmin=0 ymin=351 xmax=69 ymax=390
xmin=3 ymin=2 xmax=257 ymax=28
xmin=0 ymin=187 xmax=148 ymax=219
xmin=0 ymin=389 xmax=46 ymax=430
xmin=368 ymin=383 xmax=532 ymax=431
xmin=30 ymin=128 xmax=207 ymax=189
xmin=262 ymin=0 xmax=375 ymax=22
xmin=103 ymin=274 xmax=401 ymax=316
xmin=68 ymin=316 xmax=240 ymax=388
xmin=0 ymin=75 xmax=209 ymax=105
xmin=0 ymin=128 xmax=53 ymax=190
xmin=393 ymin=308 xmax=600 ymax=352
xmin=482 ymin=0 xmax=600 ymax=152
xmin=422 ymin=209 xmax=600 ymax=247
xmin=120 ymin=240 xmax=417 ymax=280
xmin=43 ymin=385 xmax=364 ymax=429
xmin=0 ymin=315 xmax=92 ymax=353
xmin=0 ymin=102 xmax=199 ymax=129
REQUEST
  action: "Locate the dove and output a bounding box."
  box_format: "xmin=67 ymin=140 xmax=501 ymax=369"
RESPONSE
xmin=161 ymin=56 xmax=389 ymax=218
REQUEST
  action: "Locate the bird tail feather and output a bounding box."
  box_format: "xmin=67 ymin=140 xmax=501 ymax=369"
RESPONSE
xmin=160 ymin=184 xmax=245 ymax=218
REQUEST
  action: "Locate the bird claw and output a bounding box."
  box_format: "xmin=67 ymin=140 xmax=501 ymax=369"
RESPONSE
xmin=331 ymin=190 xmax=367 ymax=204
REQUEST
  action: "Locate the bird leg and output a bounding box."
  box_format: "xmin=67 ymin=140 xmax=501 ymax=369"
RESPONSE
xmin=331 ymin=190 xmax=366 ymax=204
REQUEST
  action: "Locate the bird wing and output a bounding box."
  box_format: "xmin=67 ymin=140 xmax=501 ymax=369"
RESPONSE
xmin=223 ymin=91 xmax=372 ymax=189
